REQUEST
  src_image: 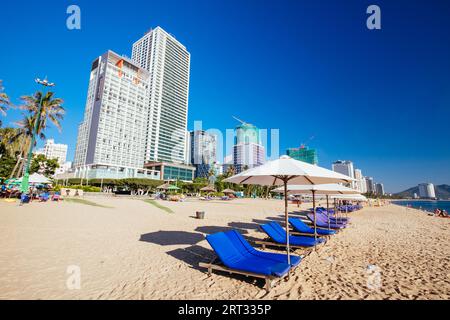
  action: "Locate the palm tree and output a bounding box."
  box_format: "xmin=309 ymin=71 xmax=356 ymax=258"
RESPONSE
xmin=9 ymin=91 xmax=64 ymax=177
xmin=0 ymin=80 xmax=10 ymax=127
xmin=9 ymin=114 xmax=46 ymax=178
xmin=20 ymin=91 xmax=65 ymax=132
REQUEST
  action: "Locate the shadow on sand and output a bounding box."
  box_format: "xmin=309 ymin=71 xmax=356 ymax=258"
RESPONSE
xmin=139 ymin=230 xmax=204 ymax=246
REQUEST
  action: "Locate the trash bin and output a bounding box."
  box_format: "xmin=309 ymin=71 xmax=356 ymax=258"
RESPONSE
xmin=196 ymin=211 xmax=205 ymax=219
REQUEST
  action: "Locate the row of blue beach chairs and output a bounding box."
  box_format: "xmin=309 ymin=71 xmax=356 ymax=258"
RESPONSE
xmin=199 ymin=206 xmax=362 ymax=291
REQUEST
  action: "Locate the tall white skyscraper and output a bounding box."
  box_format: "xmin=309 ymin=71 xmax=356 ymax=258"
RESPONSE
xmin=36 ymin=139 xmax=68 ymax=165
xmin=132 ymin=27 xmax=190 ymax=164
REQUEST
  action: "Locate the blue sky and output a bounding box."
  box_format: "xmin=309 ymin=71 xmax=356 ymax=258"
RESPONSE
xmin=1 ymin=0 xmax=449 ymax=192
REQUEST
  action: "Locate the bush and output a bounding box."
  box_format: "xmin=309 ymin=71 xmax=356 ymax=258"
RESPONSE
xmin=66 ymin=185 xmax=101 ymax=192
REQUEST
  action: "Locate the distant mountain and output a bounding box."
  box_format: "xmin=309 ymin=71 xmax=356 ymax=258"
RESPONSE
xmin=395 ymin=184 xmax=450 ymax=199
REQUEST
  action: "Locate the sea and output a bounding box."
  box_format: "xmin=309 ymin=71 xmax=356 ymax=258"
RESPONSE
xmin=393 ymin=200 xmax=450 ymax=213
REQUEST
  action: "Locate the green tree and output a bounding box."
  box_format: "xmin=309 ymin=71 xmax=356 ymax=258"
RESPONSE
xmin=9 ymin=115 xmax=43 ymax=178
xmin=0 ymin=127 xmax=22 ymax=158
xmin=9 ymin=91 xmax=64 ymax=178
xmin=0 ymin=154 xmax=16 ymax=180
xmin=30 ymin=154 xmax=59 ymax=177
xmin=0 ymin=80 xmax=10 ymax=127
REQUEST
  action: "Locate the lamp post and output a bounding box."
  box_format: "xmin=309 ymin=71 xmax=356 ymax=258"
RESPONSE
xmin=20 ymin=78 xmax=55 ymax=193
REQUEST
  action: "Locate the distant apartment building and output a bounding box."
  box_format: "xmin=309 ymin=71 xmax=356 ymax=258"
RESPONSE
xmin=375 ymin=183 xmax=385 ymax=196
xmin=332 ymin=160 xmax=355 ymax=188
xmin=332 ymin=160 xmax=354 ymax=178
xmin=189 ymin=130 xmax=217 ymax=178
xmin=365 ymin=176 xmax=375 ymax=193
xmin=286 ymin=145 xmax=318 ymax=165
xmin=418 ymin=183 xmax=436 ymax=199
xmin=55 ymin=161 xmax=72 ymax=176
xmin=233 ymin=120 xmax=265 ymax=173
xmin=73 ymin=27 xmax=192 ymax=181
xmin=36 ymin=139 xmax=68 ymax=165
xmin=354 ymin=168 xmax=367 ymax=193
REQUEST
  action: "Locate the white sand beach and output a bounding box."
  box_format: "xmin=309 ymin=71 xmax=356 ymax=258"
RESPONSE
xmin=0 ymin=197 xmax=448 ymax=300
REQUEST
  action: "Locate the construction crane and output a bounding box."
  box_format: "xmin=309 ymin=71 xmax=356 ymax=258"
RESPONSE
xmin=300 ymin=135 xmax=315 ymax=149
xmin=232 ymin=116 xmax=251 ymax=126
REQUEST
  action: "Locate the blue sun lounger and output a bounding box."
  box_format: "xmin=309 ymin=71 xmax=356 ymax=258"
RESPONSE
xmin=256 ymin=221 xmax=325 ymax=249
xmin=199 ymin=230 xmax=301 ymax=290
xmin=307 ymin=213 xmax=346 ymax=229
xmin=289 ymin=217 xmax=336 ymax=236
xmin=317 ymin=211 xmax=349 ymax=224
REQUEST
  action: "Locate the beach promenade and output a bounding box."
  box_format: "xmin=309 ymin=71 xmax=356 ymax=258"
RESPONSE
xmin=0 ymin=198 xmax=448 ymax=300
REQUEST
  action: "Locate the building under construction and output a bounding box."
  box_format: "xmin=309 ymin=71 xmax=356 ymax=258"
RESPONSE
xmin=286 ymin=145 xmax=318 ymax=165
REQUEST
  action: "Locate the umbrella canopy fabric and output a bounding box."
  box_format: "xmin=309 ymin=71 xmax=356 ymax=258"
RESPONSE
xmin=200 ymin=185 xmax=216 ymax=192
xmin=224 ymin=156 xmax=355 ymax=186
xmin=331 ymin=194 xmax=368 ymax=201
xmin=224 ymin=156 xmax=355 ymax=264
xmin=222 ymin=188 xmax=236 ymax=194
xmin=272 ymin=183 xmax=360 ymax=195
xmin=17 ymin=173 xmax=51 ymax=184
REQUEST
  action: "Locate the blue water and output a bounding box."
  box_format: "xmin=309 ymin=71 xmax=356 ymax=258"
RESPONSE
xmin=393 ymin=200 xmax=450 ymax=213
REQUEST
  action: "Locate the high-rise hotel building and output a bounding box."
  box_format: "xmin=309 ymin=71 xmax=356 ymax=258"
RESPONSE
xmin=73 ymin=51 xmax=159 ymax=179
xmin=132 ymin=27 xmax=190 ymax=164
xmin=73 ymin=27 xmax=192 ymax=180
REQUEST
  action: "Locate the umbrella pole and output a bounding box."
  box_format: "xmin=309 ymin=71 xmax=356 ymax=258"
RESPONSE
xmin=313 ymin=190 xmax=317 ymax=247
xmin=327 ymin=195 xmax=330 ymax=230
xmin=333 ymin=198 xmax=336 ymax=230
xmin=284 ymin=179 xmax=290 ymax=265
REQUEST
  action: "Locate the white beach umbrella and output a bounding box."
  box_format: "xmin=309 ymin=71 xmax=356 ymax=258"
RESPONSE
xmin=17 ymin=173 xmax=51 ymax=184
xmin=272 ymin=184 xmax=360 ymax=234
xmin=331 ymin=194 xmax=367 ymax=201
xmin=224 ymin=156 xmax=355 ymax=263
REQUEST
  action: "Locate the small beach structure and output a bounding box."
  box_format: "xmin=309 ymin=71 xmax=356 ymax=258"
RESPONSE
xmin=200 ymin=185 xmax=216 ymax=192
xmin=221 ymin=188 xmax=235 ymax=194
xmin=156 ymin=183 xmax=180 ymax=191
xmin=224 ymin=155 xmax=354 ymax=263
